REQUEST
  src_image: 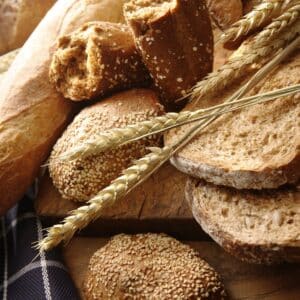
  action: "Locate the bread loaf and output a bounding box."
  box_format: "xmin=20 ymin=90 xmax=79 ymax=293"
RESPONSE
xmin=186 ymin=178 xmax=300 ymax=264
xmin=83 ymin=233 xmax=227 ymax=299
xmin=123 ymin=0 xmax=213 ymax=108
xmin=0 ymin=0 xmax=125 ymax=215
xmin=50 ymin=22 xmax=150 ymax=101
xmin=0 ymin=0 xmax=56 ymax=54
xmin=165 ymin=51 xmax=300 ymax=190
xmin=49 ymin=89 xmax=164 ymax=202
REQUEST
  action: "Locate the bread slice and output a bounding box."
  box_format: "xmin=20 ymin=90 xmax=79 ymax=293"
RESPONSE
xmin=165 ymin=51 xmax=300 ymax=190
xmin=123 ymin=0 xmax=213 ymax=108
xmin=186 ymin=177 xmax=300 ymax=264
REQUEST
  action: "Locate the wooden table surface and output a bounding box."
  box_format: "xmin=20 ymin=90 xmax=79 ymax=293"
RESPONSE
xmin=63 ymin=237 xmax=300 ymax=300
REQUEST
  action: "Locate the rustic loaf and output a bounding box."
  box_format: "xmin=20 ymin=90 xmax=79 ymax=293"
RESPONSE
xmin=165 ymin=51 xmax=300 ymax=190
xmin=0 ymin=0 xmax=56 ymax=54
xmin=83 ymin=233 xmax=227 ymax=299
xmin=49 ymin=89 xmax=164 ymax=202
xmin=123 ymin=0 xmax=213 ymax=109
xmin=50 ymin=21 xmax=150 ymax=101
xmin=0 ymin=0 xmax=126 ymax=215
xmin=186 ymin=178 xmax=300 ymax=264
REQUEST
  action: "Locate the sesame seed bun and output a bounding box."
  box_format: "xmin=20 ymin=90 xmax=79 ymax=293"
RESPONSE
xmin=83 ymin=233 xmax=227 ymax=299
xmin=49 ymin=88 xmax=164 ymax=202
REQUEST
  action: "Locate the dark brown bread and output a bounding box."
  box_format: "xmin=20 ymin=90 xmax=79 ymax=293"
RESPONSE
xmin=124 ymin=0 xmax=213 ymax=108
xmin=50 ymin=22 xmax=150 ymax=101
xmin=0 ymin=0 xmax=125 ymax=215
xmin=83 ymin=233 xmax=227 ymax=299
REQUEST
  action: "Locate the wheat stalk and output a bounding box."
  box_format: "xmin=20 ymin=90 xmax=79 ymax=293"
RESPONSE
xmin=37 ymin=37 xmax=299 ymax=251
xmin=55 ymin=84 xmax=300 ymax=161
xmin=0 ymin=48 xmax=19 ymax=74
xmin=191 ymin=20 xmax=300 ymax=103
xmin=221 ymin=0 xmax=297 ymax=44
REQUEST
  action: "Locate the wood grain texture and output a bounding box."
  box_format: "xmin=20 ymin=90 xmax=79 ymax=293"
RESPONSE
xmin=63 ymin=237 xmax=300 ymax=300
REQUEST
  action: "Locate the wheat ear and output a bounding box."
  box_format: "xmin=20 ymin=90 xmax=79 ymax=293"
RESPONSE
xmin=37 ymin=37 xmax=299 ymax=251
xmin=55 ymin=84 xmax=300 ymax=161
xmin=191 ymin=20 xmax=300 ymax=103
xmin=221 ymin=0 xmax=297 ymax=44
xmin=0 ymin=49 xmax=19 ymax=74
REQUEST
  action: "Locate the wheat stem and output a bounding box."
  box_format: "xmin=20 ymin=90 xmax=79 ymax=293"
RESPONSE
xmin=0 ymin=49 xmax=19 ymax=74
xmin=191 ymin=20 xmax=300 ymax=103
xmin=56 ymin=84 xmax=300 ymax=161
xmin=221 ymin=0 xmax=297 ymax=44
xmin=38 ymin=37 xmax=299 ymax=251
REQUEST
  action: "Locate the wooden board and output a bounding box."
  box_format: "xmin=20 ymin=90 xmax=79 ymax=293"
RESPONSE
xmin=63 ymin=237 xmax=300 ymax=300
xmin=35 ymin=163 xmax=206 ymax=238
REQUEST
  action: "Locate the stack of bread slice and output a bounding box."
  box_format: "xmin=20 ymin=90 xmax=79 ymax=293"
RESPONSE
xmin=165 ymin=51 xmax=300 ymax=264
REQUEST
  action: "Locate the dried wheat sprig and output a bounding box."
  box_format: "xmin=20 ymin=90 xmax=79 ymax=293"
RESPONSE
xmin=0 ymin=48 xmax=19 ymax=74
xmin=38 ymin=37 xmax=298 ymax=251
xmin=190 ymin=20 xmax=300 ymax=103
xmin=55 ymin=84 xmax=300 ymax=161
xmin=221 ymin=0 xmax=297 ymax=44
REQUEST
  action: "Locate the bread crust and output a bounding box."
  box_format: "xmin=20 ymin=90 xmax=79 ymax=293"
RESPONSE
xmin=0 ymin=0 xmax=125 ymax=215
xmin=186 ymin=178 xmax=300 ymax=264
xmin=124 ymin=0 xmax=213 ymax=108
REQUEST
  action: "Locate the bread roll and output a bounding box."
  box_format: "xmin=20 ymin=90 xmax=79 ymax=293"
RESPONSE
xmin=83 ymin=233 xmax=227 ymax=299
xmin=0 ymin=0 xmax=56 ymax=54
xmin=124 ymin=0 xmax=213 ymax=108
xmin=50 ymin=22 xmax=150 ymax=101
xmin=0 ymin=0 xmax=125 ymax=215
xmin=49 ymin=89 xmax=164 ymax=202
xmin=186 ymin=178 xmax=300 ymax=264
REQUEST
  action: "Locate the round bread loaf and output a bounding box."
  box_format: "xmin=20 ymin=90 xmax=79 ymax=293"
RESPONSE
xmin=49 ymin=22 xmax=150 ymax=101
xmin=49 ymin=88 xmax=164 ymax=202
xmin=123 ymin=0 xmax=213 ymax=108
xmin=83 ymin=233 xmax=227 ymax=299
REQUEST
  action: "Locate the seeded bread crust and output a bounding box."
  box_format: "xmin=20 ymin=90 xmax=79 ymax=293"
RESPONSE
xmin=83 ymin=233 xmax=227 ymax=299
xmin=50 ymin=21 xmax=150 ymax=101
xmin=124 ymin=0 xmax=213 ymax=108
xmin=49 ymin=89 xmax=164 ymax=202
xmin=166 ymin=52 xmax=300 ymax=190
xmin=186 ymin=178 xmax=300 ymax=265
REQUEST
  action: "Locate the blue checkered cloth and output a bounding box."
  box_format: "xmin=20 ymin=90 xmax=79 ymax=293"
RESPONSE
xmin=0 ymin=188 xmax=80 ymax=300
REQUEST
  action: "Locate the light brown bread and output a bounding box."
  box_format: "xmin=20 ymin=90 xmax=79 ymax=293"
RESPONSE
xmin=83 ymin=233 xmax=227 ymax=299
xmin=0 ymin=0 xmax=125 ymax=215
xmin=0 ymin=0 xmax=56 ymax=54
xmin=165 ymin=51 xmax=300 ymax=190
xmin=123 ymin=0 xmax=213 ymax=108
xmin=186 ymin=178 xmax=300 ymax=265
xmin=49 ymin=89 xmax=164 ymax=202
xmin=50 ymin=22 xmax=150 ymax=101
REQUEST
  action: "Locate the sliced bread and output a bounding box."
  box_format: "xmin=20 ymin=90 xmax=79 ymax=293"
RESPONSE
xmin=165 ymin=51 xmax=300 ymax=190
xmin=186 ymin=177 xmax=300 ymax=264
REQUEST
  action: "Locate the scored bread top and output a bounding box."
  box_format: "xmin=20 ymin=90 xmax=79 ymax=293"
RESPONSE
xmin=186 ymin=178 xmax=300 ymax=264
xmin=49 ymin=88 xmax=164 ymax=202
xmin=165 ymin=51 xmax=300 ymax=190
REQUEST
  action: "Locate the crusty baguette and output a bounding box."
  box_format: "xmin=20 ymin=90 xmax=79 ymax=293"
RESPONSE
xmin=49 ymin=89 xmax=164 ymax=202
xmin=0 ymin=0 xmax=125 ymax=215
xmin=123 ymin=0 xmax=213 ymax=108
xmin=186 ymin=178 xmax=300 ymax=264
xmin=165 ymin=51 xmax=300 ymax=190
xmin=0 ymin=0 xmax=56 ymax=54
xmin=50 ymin=22 xmax=149 ymax=101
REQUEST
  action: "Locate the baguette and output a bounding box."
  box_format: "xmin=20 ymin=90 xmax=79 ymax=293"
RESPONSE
xmin=165 ymin=51 xmax=300 ymax=190
xmin=50 ymin=22 xmax=149 ymax=101
xmin=123 ymin=0 xmax=213 ymax=108
xmin=0 ymin=0 xmax=56 ymax=54
xmin=0 ymin=0 xmax=125 ymax=215
xmin=49 ymin=89 xmax=164 ymax=202
xmin=186 ymin=178 xmax=300 ymax=264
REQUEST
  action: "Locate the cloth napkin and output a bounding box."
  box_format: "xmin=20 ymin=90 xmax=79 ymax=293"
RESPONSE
xmin=0 ymin=186 xmax=80 ymax=300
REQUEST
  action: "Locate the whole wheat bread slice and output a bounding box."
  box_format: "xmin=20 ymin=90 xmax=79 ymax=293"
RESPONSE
xmin=186 ymin=177 xmax=300 ymax=264
xmin=165 ymin=51 xmax=300 ymax=190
